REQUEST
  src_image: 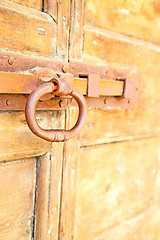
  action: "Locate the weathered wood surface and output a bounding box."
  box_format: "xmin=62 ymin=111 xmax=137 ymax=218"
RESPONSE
xmin=0 ymin=0 xmax=56 ymax=57
xmin=0 ymin=158 xmax=36 ymax=239
xmin=34 ymin=145 xmax=64 ymax=240
xmin=69 ymin=0 xmax=85 ymax=59
xmin=75 ymin=138 xmax=160 ymax=240
xmin=78 ymin=24 xmax=160 ymax=146
xmin=1 ymin=1 xmax=160 ymax=240
xmin=0 ymin=111 xmax=65 ymax=161
xmin=86 ymin=0 xmax=160 ymax=44
xmin=93 ymin=207 xmax=160 ymax=240
xmin=59 ymin=107 xmax=79 ymax=240
xmin=11 ymin=0 xmax=42 ymax=10
xmin=44 ymin=0 xmax=57 ymax=21
xmin=57 ymin=0 xmax=70 ymax=60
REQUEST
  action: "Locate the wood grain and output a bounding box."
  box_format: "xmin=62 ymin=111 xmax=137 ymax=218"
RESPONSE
xmin=10 ymin=0 xmax=42 ymax=10
xmin=44 ymin=0 xmax=57 ymax=21
xmin=0 ymin=158 xmax=36 ymax=239
xmin=57 ymin=0 xmax=70 ymax=60
xmin=92 ymin=207 xmax=160 ymax=240
xmin=34 ymin=152 xmax=51 ymax=240
xmin=0 ymin=0 xmax=56 ymax=57
xmin=79 ymin=24 xmax=160 ymax=146
xmin=33 ymin=107 xmax=65 ymax=240
xmin=34 ymin=144 xmax=64 ymax=240
xmin=0 ymin=111 xmax=65 ymax=161
xmin=86 ymin=0 xmax=160 ymax=44
xmin=75 ymin=138 xmax=160 ymax=240
xmin=59 ymin=107 xmax=79 ymax=240
xmin=69 ymin=0 xmax=86 ymax=59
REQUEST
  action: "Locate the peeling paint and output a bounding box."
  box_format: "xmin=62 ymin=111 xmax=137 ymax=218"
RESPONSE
xmin=92 ymin=40 xmax=98 ymax=45
xmin=119 ymin=9 xmax=130 ymax=15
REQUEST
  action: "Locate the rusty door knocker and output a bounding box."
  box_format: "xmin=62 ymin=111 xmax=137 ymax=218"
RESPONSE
xmin=25 ymin=78 xmax=87 ymax=142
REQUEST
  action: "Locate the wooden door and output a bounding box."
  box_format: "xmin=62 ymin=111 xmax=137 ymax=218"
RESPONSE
xmin=59 ymin=1 xmax=160 ymax=240
xmin=0 ymin=0 xmax=69 ymax=239
xmin=1 ymin=1 xmax=160 ymax=240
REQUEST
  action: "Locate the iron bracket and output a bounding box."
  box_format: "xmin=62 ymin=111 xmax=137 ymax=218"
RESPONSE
xmin=0 ymin=51 xmax=140 ymax=110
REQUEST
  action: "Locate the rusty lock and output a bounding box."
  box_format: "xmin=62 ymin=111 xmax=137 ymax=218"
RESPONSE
xmin=25 ymin=77 xmax=87 ymax=142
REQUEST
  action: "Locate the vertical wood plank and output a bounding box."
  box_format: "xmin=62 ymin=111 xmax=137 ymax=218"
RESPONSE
xmin=57 ymin=0 xmax=70 ymax=60
xmin=48 ymin=144 xmax=64 ymax=240
xmin=34 ymin=111 xmax=65 ymax=240
xmin=59 ymin=107 xmax=79 ymax=240
xmin=34 ymin=146 xmax=64 ymax=240
xmin=69 ymin=0 xmax=86 ymax=59
xmin=44 ymin=0 xmax=57 ymax=21
xmin=34 ymin=152 xmax=51 ymax=240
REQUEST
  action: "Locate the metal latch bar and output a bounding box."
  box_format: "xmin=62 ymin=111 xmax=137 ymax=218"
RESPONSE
xmin=0 ymin=49 xmax=140 ymax=110
xmin=0 ymin=72 xmax=125 ymax=97
xmin=0 ymin=72 xmax=38 ymax=94
xmin=73 ymin=77 xmax=124 ymax=97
